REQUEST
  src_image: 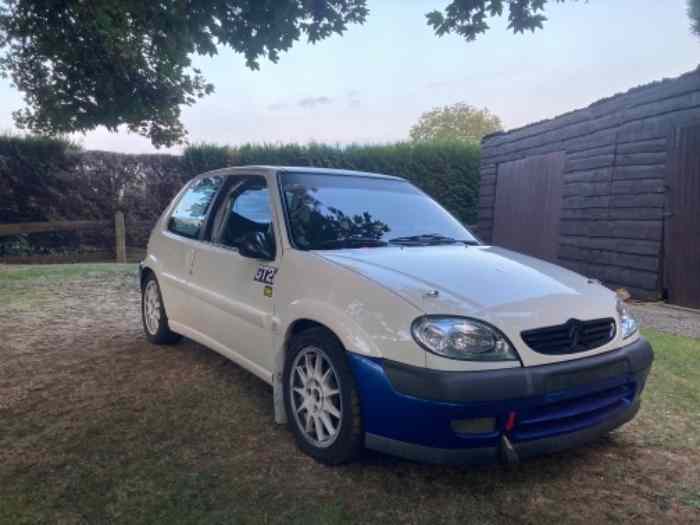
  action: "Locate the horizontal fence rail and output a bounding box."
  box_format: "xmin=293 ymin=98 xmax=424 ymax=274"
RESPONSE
xmin=0 ymin=214 xmax=147 ymax=264
xmin=0 ymin=220 xmax=111 ymax=237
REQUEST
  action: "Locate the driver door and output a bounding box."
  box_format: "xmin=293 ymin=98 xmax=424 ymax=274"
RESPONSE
xmin=188 ymin=175 xmax=279 ymax=380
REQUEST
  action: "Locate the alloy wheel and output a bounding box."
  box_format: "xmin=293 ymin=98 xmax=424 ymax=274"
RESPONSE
xmin=289 ymin=346 xmax=343 ymax=448
xmin=143 ymin=280 xmax=162 ymax=335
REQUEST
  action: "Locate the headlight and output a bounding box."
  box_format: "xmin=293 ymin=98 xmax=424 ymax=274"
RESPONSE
xmin=617 ymin=298 xmax=639 ymax=339
xmin=411 ymin=316 xmax=519 ymax=361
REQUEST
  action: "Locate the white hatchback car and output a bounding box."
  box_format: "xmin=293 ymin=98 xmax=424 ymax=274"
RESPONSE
xmin=140 ymin=166 xmax=653 ymax=465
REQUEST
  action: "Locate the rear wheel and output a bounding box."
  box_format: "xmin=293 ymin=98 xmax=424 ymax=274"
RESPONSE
xmin=141 ymin=275 xmax=181 ymax=345
xmin=283 ymin=328 xmax=363 ymax=465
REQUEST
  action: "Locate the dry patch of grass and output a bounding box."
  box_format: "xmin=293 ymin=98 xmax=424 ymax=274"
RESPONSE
xmin=0 ymin=264 xmax=699 ymax=524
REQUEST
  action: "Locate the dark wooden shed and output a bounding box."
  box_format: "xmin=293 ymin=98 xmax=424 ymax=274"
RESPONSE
xmin=478 ymin=67 xmax=700 ymax=308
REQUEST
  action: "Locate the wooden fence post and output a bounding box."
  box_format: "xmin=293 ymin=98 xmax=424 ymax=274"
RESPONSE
xmin=115 ymin=211 xmax=127 ymax=263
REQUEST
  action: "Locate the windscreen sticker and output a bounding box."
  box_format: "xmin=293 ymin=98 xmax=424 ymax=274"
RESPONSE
xmin=254 ymin=265 xmax=278 ymax=285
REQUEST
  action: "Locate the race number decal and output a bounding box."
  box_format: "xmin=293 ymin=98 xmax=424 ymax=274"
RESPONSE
xmin=254 ymin=265 xmax=278 ymax=285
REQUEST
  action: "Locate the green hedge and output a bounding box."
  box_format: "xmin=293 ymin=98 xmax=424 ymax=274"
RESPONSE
xmin=0 ymin=135 xmax=82 ymax=223
xmin=183 ymin=141 xmax=481 ymax=224
xmin=1 ymin=137 xmax=481 ymax=256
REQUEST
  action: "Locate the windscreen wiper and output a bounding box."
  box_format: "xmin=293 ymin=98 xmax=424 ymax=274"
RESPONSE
xmin=315 ymin=238 xmax=389 ymax=249
xmin=388 ymin=234 xmax=478 ymax=246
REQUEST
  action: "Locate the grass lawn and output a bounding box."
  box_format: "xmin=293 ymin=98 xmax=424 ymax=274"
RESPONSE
xmin=0 ymin=264 xmax=698 ymax=524
xmin=0 ymin=262 xmax=135 ymax=282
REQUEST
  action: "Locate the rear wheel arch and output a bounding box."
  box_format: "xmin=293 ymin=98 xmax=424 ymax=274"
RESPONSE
xmin=140 ymin=266 xmax=155 ymax=291
xmin=140 ymin=272 xmax=181 ymax=345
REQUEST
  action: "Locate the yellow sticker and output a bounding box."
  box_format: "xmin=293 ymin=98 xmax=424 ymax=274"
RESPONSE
xmin=264 ymin=286 xmax=273 ymax=298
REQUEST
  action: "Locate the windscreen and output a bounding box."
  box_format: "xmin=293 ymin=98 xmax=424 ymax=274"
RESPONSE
xmin=281 ymin=173 xmax=478 ymax=250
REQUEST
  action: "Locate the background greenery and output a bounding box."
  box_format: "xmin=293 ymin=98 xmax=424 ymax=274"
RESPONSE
xmin=0 ymin=136 xmax=482 ymax=225
xmin=0 ymin=135 xmax=481 ymax=256
xmin=183 ymin=141 xmax=482 ymax=224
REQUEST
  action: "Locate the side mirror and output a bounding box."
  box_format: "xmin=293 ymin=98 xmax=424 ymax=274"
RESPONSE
xmin=239 ymin=231 xmax=275 ymax=261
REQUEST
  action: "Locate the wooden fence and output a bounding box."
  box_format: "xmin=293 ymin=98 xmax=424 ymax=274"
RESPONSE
xmin=0 ymin=211 xmax=143 ymax=264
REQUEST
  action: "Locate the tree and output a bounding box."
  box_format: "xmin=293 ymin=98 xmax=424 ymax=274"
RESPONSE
xmin=409 ymin=103 xmax=503 ymax=144
xmin=426 ymin=0 xmax=567 ymax=41
xmin=0 ymin=1 xmax=569 ymax=147
xmin=690 ymin=0 xmax=700 ymax=36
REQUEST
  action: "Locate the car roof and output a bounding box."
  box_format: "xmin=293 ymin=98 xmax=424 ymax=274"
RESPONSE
xmin=195 ymin=165 xmax=406 ymax=181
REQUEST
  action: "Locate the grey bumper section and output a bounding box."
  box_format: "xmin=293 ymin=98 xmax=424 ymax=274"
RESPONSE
xmin=382 ymin=337 xmax=653 ymax=403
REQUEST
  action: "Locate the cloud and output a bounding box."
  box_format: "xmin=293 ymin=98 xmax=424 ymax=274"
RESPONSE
xmin=298 ymin=96 xmax=332 ymax=109
xmin=425 ymin=80 xmax=451 ymax=89
xmin=267 ymin=102 xmax=289 ymax=111
xmin=346 ymin=89 xmax=361 ymax=108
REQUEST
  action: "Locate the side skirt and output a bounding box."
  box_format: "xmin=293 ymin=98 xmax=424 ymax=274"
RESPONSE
xmin=168 ymin=321 xmax=274 ymax=385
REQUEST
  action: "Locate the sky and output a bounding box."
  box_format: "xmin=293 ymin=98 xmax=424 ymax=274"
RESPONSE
xmin=0 ymin=0 xmax=698 ymax=154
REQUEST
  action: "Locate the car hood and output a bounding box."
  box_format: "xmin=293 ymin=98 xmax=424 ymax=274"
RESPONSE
xmin=318 ymin=245 xmax=622 ymax=366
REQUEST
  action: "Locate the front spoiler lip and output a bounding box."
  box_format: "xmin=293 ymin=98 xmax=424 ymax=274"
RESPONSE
xmin=365 ymin=397 xmax=641 ymax=465
xmin=383 ymin=336 xmax=653 ymax=403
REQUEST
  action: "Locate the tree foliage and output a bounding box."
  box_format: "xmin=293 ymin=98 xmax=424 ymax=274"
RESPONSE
xmin=0 ymin=1 xmax=570 ymax=147
xmin=409 ymin=103 xmax=503 ymax=144
xmin=690 ymin=0 xmax=700 ymax=36
xmin=426 ymin=0 xmax=567 ymax=41
xmin=0 ymin=0 xmax=368 ymax=147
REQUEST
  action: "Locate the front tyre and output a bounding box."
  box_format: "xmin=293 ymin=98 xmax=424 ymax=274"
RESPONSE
xmin=283 ymin=328 xmax=363 ymax=465
xmin=141 ymin=275 xmax=181 ymax=345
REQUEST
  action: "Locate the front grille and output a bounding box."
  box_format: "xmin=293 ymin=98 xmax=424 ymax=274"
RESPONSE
xmin=521 ymin=318 xmax=616 ymax=355
xmin=512 ymin=382 xmax=635 ymax=442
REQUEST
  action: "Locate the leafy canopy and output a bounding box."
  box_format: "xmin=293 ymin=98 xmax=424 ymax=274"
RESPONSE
xmin=690 ymin=0 xmax=700 ymax=36
xmin=426 ymin=0 xmax=567 ymax=41
xmin=0 ymin=1 xmax=569 ymax=147
xmin=410 ymin=103 xmax=503 ymax=144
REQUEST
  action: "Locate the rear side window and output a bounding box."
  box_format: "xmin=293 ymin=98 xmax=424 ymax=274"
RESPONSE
xmin=168 ymin=176 xmax=223 ymax=239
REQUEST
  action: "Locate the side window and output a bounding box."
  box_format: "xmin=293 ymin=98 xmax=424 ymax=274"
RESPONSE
xmin=168 ymin=176 xmax=223 ymax=239
xmin=215 ymin=178 xmax=275 ymax=252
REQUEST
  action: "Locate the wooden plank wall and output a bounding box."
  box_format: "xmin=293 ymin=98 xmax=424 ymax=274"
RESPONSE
xmin=665 ymin=124 xmax=700 ymax=309
xmin=492 ymin=153 xmax=565 ymax=263
xmin=478 ymin=68 xmax=700 ymax=299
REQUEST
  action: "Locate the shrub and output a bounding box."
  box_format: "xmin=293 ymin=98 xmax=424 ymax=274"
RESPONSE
xmin=0 ymin=134 xmax=81 ymax=223
xmin=183 ymin=140 xmax=481 ymax=224
xmin=0 ymin=137 xmax=481 ymax=258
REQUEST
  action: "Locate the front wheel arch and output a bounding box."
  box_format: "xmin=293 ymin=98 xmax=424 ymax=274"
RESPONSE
xmin=282 ymin=326 xmax=364 ymax=464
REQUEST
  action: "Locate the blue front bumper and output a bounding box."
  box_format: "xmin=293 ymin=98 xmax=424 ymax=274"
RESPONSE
xmin=348 ymin=337 xmax=653 ymax=464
